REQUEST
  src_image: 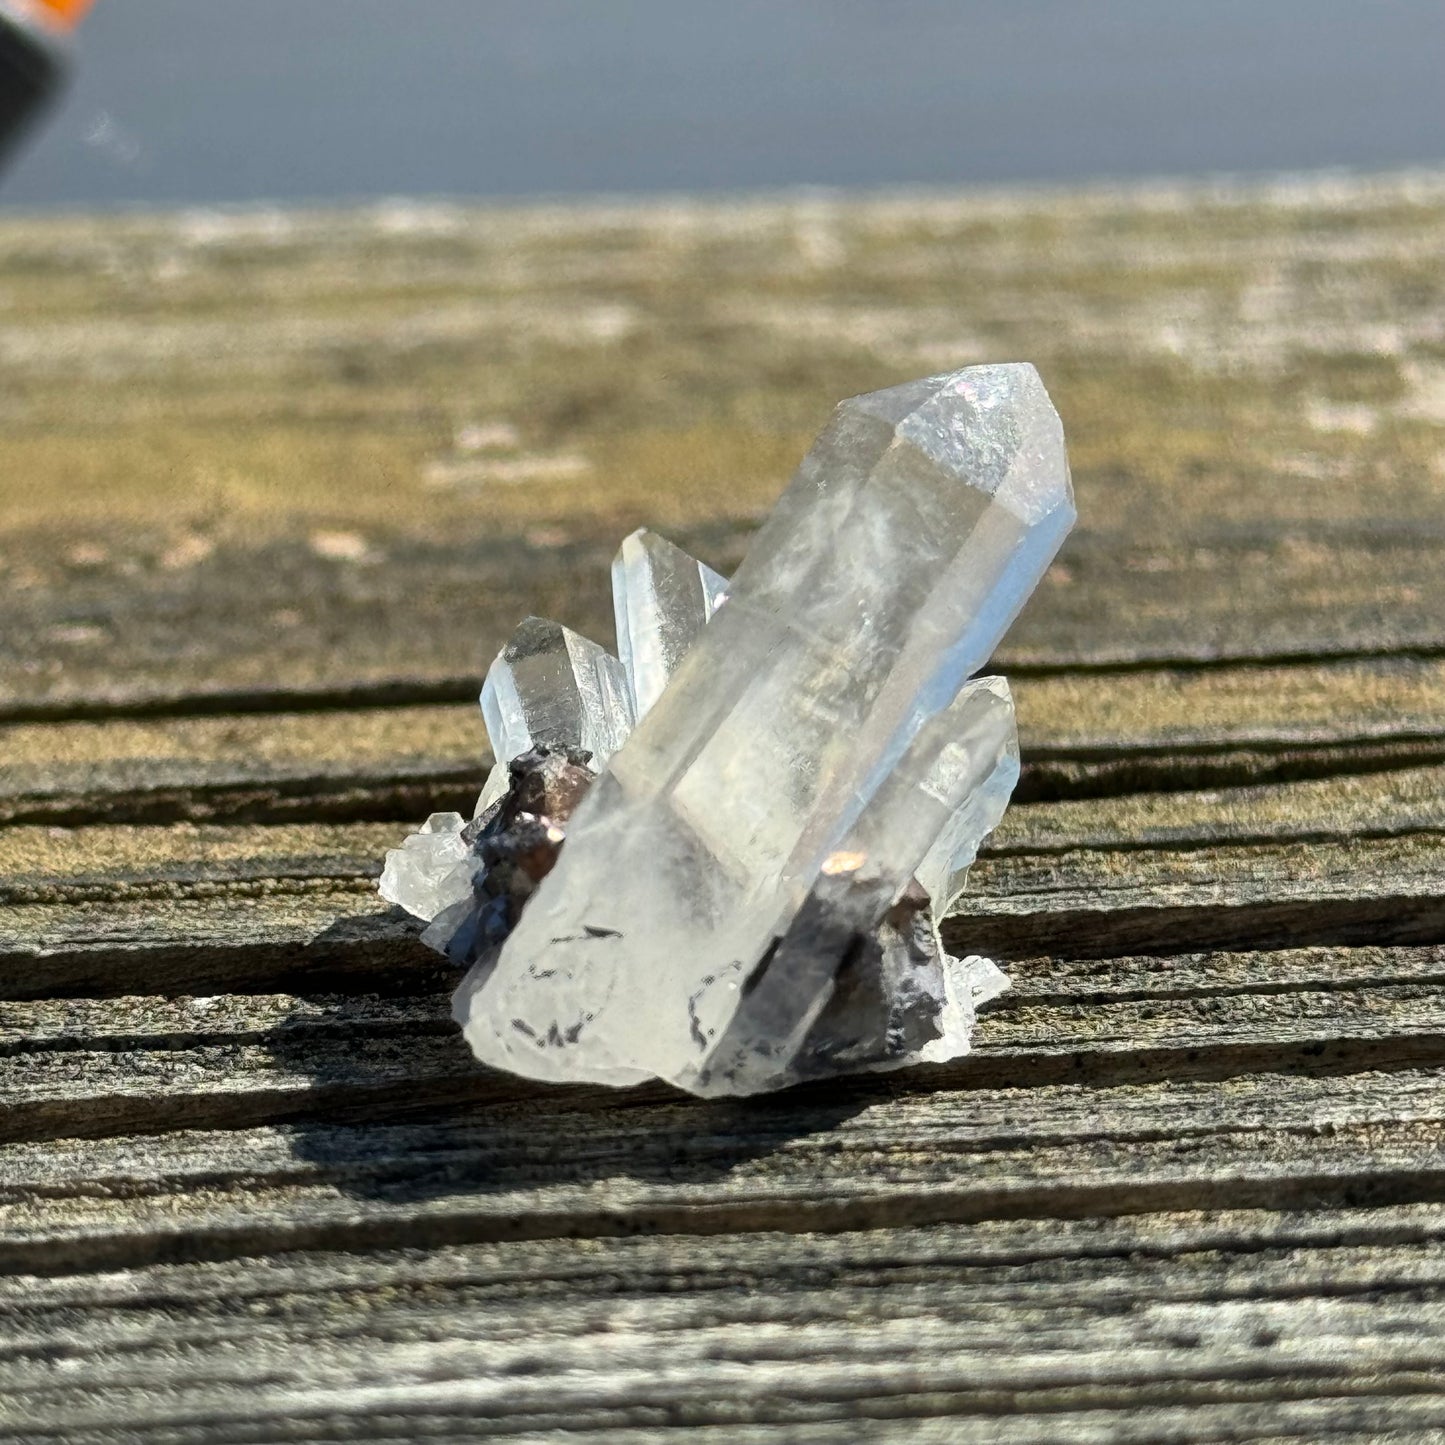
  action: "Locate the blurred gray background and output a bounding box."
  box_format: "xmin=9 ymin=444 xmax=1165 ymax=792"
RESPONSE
xmin=4 ymin=0 xmax=1444 ymax=209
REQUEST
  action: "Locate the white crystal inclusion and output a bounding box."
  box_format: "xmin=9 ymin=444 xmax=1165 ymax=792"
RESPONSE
xmin=378 ymin=812 xmax=472 ymax=921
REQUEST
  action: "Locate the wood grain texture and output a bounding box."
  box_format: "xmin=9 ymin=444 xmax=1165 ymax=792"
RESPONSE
xmin=3 ymin=1065 xmax=1444 ymax=1269
xmin=2 ymin=943 xmax=1443 ymax=1148
xmin=1 ymin=172 xmax=1443 ymax=1440
xmin=4 ymin=850 xmax=1443 ymax=1003
xmin=4 ymin=1206 xmax=1445 ymax=1442
xmin=2 ymin=172 xmax=1444 ymax=709
xmin=5 ymin=656 xmax=1445 ymax=825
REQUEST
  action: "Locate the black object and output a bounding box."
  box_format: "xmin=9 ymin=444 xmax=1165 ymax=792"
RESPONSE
xmin=0 ymin=7 xmax=62 ymax=171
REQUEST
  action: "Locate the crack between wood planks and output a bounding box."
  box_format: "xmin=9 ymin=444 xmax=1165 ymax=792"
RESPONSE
xmin=3 ymin=734 xmax=1443 ymax=830
xmin=6 ymin=1161 xmax=1445 ymax=1278
xmin=4 ymin=639 xmax=1444 ymax=726
xmin=4 ymin=1034 xmax=1445 ymax=1147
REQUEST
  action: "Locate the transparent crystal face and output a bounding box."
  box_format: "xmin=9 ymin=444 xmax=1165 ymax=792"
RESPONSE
xmin=443 ymin=363 xmax=1074 ymax=1096
xmin=685 ymin=673 xmax=1020 ymax=1096
xmin=914 ymin=680 xmax=1022 ymax=914
xmin=613 ymin=528 xmax=728 ymax=721
xmin=378 ymin=812 xmax=474 ymax=921
xmin=480 ymin=616 xmax=634 ymax=770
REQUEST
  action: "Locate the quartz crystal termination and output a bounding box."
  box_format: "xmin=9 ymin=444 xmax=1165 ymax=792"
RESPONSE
xmin=613 ymin=530 xmax=728 ymax=718
xmin=481 ymin=617 xmax=633 ymax=772
xmin=450 ymin=363 xmax=1074 ymax=1096
xmin=381 ymin=534 xmax=720 ymax=934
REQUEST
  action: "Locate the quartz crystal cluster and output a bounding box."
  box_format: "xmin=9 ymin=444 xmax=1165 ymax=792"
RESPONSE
xmin=381 ymin=363 xmax=1074 ymax=1097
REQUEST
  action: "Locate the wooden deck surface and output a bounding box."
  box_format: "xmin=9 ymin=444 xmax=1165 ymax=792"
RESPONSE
xmin=2 ymin=170 xmax=1444 ymax=1441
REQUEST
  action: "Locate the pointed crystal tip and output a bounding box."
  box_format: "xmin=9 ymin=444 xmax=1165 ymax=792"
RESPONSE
xmin=847 ymin=362 xmax=1074 ymax=526
xmin=414 ymin=362 xmax=1075 ymax=1098
xmin=480 ymin=616 xmax=634 ymax=770
xmin=612 ymin=528 xmax=729 ymax=720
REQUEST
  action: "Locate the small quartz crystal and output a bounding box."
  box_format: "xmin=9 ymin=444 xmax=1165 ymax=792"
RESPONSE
xmin=480 ymin=616 xmax=633 ymax=769
xmin=613 ymin=529 xmax=728 ymax=719
xmin=380 ymin=363 xmax=1074 ymax=1097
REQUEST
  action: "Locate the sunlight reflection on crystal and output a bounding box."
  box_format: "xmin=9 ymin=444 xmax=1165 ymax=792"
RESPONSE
xmin=384 ymin=363 xmax=1074 ymax=1096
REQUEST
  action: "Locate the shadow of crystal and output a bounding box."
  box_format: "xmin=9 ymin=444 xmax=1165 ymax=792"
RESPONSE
xmin=263 ymin=909 xmax=875 ymax=1205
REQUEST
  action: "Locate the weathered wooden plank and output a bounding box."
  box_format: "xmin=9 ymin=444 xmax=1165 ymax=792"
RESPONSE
xmin=2 ymin=174 xmax=1443 ymax=707
xmin=0 ymin=821 xmax=396 ymax=902
xmin=4 ymin=656 xmax=1445 ymax=826
xmin=5 ymin=760 xmax=1443 ymax=897
xmin=4 ymin=760 xmax=1443 ymax=996
xmin=14 ymin=942 xmax=1442 ymax=1047
xmin=10 ymin=1402 xmax=1445 ymax=1445
xmin=3 ymin=1207 xmax=1445 ymax=1440
xmin=6 ymin=521 xmax=1444 ymax=714
xmin=0 ymin=847 xmax=1437 ymax=1001
xmin=8 ymin=1202 xmax=1445 ymax=1346
xmin=957 ymin=834 xmax=1445 ymax=959
xmin=1 ymin=945 xmax=1442 ymax=1145
xmin=3 ymin=173 xmax=1443 ymax=1444
xmin=1 ymin=1067 xmax=1443 ymax=1276
xmin=988 ymin=763 xmax=1445 ymax=853
xmin=0 ymin=713 xmax=483 ymax=828
xmin=0 ymin=886 xmax=427 ymax=1000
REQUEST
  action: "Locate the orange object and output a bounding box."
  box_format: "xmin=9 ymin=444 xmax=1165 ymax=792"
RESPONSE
xmin=0 ymin=0 xmax=88 ymax=173
xmin=30 ymin=0 xmax=93 ymax=33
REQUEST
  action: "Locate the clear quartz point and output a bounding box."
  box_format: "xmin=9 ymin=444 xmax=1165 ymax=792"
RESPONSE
xmin=379 ymin=812 xmax=474 ymax=921
xmin=688 ymin=672 xmax=1020 ymax=1095
xmin=612 ymin=529 xmax=729 ymax=720
xmin=454 ymin=363 xmax=1075 ymax=1095
xmin=474 ymin=761 xmax=511 ymax=816
xmin=480 ymin=616 xmax=634 ymax=770
xmin=914 ymin=676 xmax=1021 ymax=915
